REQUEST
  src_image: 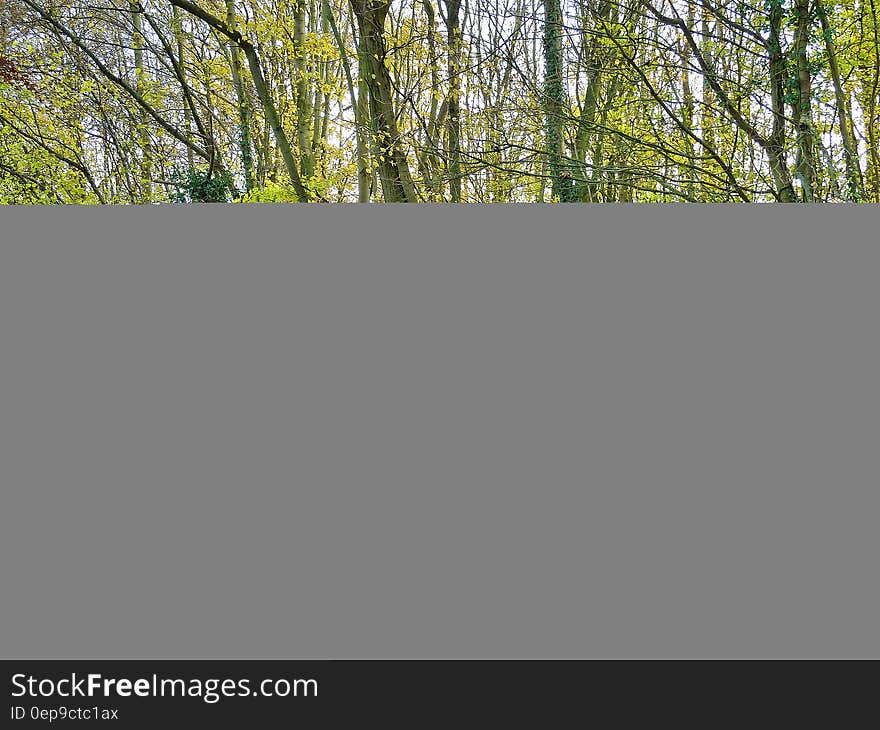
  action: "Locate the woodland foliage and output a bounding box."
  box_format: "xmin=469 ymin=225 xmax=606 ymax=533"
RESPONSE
xmin=1 ymin=0 xmax=878 ymax=202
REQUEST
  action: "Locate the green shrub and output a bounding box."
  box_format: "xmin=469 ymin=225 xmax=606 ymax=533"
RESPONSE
xmin=170 ymin=168 xmax=237 ymax=203
xmin=237 ymin=181 xmax=300 ymax=203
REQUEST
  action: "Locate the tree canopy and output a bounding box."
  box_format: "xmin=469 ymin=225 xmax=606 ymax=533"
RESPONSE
xmin=2 ymin=0 xmax=878 ymax=202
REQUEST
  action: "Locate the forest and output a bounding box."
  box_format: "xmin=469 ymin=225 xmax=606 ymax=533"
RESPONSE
xmin=1 ymin=0 xmax=879 ymax=203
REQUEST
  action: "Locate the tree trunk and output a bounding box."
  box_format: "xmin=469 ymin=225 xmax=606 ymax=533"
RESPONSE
xmin=817 ymin=0 xmax=863 ymax=200
xmin=293 ymin=0 xmax=315 ymax=180
xmin=543 ymin=0 xmax=574 ymax=201
xmin=324 ymin=0 xmax=370 ymax=201
xmin=349 ymin=0 xmax=417 ymax=201
xmin=443 ymin=0 xmax=462 ymax=201
xmin=793 ymin=0 xmax=816 ymax=201
xmin=681 ymin=2 xmax=696 ymax=200
xmin=130 ymin=2 xmax=152 ymax=200
xmin=768 ymin=3 xmax=797 ymax=201
xmin=171 ymin=6 xmax=195 ymax=171
xmin=225 ymin=0 xmax=255 ymax=191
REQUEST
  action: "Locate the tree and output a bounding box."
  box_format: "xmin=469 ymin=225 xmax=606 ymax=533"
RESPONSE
xmin=3 ymin=0 xmax=878 ymax=203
